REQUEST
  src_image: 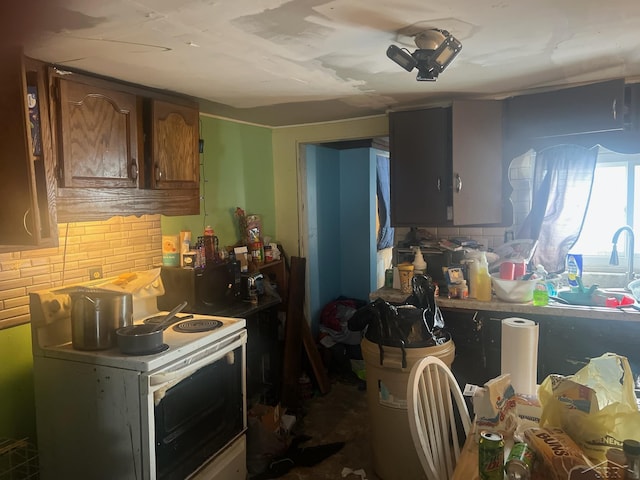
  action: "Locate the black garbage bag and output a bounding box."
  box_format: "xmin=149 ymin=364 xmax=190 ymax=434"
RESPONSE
xmin=348 ymin=274 xmax=450 ymax=368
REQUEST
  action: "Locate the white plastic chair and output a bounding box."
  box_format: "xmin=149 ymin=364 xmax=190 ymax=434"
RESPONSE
xmin=407 ymin=356 xmax=472 ymax=480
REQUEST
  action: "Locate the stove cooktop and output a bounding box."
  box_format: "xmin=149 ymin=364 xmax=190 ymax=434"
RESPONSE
xmin=36 ymin=312 xmax=246 ymax=372
xmin=143 ymin=315 xmax=224 ymax=333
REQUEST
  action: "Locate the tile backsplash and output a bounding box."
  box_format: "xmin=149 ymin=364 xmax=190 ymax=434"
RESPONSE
xmin=395 ymin=225 xmax=513 ymax=252
xmin=0 ymin=215 xmax=162 ymax=329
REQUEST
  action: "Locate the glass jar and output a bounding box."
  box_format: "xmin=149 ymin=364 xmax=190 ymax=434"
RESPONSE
xmin=624 ymin=439 xmax=640 ymax=480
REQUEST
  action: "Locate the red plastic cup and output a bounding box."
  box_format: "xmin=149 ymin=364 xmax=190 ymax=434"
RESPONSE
xmin=513 ymin=261 xmax=527 ymax=279
xmin=620 ymin=295 xmax=635 ymax=306
xmin=605 ymin=297 xmax=620 ymax=307
xmin=500 ymin=262 xmax=516 ymax=280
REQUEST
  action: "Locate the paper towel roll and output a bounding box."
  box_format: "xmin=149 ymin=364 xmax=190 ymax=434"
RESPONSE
xmin=501 ymin=317 xmax=539 ymax=395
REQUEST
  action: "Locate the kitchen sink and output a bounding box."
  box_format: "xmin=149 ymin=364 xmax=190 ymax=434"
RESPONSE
xmin=556 ymin=286 xmax=638 ymax=309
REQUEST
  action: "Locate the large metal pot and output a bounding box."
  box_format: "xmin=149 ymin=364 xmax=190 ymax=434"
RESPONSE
xmin=68 ymin=288 xmax=133 ymax=350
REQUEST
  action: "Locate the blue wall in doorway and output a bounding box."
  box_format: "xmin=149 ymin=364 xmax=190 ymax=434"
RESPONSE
xmin=305 ymin=145 xmax=377 ymax=333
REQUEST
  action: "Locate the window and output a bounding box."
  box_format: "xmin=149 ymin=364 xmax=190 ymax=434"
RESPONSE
xmin=570 ymin=148 xmax=640 ymax=273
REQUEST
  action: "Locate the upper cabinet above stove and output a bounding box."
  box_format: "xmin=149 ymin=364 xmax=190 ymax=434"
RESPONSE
xmin=145 ymin=99 xmax=200 ymax=190
xmin=0 ymin=48 xmax=58 ymax=251
xmin=48 ymin=67 xmax=200 ymax=222
xmin=53 ymin=73 xmax=140 ymax=190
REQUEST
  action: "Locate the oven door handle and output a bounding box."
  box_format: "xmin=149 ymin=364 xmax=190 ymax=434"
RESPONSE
xmin=148 ymin=331 xmax=246 ymax=403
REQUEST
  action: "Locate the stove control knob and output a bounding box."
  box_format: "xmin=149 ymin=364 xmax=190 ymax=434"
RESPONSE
xmin=48 ymin=299 xmax=61 ymax=313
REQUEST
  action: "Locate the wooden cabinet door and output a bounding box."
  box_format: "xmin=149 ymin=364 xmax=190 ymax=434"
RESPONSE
xmin=452 ymin=100 xmax=504 ymax=226
xmin=389 ymin=107 xmax=452 ymax=226
xmin=150 ymin=100 xmax=199 ymax=190
xmin=55 ymin=76 xmax=139 ymax=189
xmin=0 ymin=48 xmax=57 ymax=248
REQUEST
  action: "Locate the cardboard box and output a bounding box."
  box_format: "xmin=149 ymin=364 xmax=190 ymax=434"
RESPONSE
xmin=249 ymin=403 xmax=283 ymax=433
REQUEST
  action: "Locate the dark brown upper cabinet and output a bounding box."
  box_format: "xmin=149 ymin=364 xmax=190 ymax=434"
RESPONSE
xmin=47 ymin=68 xmax=200 ymax=221
xmin=147 ymin=99 xmax=199 ymax=190
xmin=0 ymin=48 xmax=58 ymax=250
xmin=52 ymin=73 xmax=140 ymax=189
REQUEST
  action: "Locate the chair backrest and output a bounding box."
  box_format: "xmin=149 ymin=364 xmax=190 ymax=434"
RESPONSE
xmin=407 ymin=356 xmax=472 ymax=480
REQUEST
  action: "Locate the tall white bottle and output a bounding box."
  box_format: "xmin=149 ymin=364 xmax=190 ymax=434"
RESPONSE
xmin=412 ymin=246 xmax=427 ymax=275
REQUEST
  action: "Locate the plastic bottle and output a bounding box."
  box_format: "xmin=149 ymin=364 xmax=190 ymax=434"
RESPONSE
xmin=466 ymin=258 xmax=479 ymax=298
xmin=475 ymin=252 xmax=492 ymax=302
xmin=532 ymin=265 xmax=549 ymax=306
xmin=412 ymin=246 xmax=427 ymax=275
xmin=566 ymin=254 xmax=582 ymax=291
xmin=459 ymin=280 xmax=468 ymax=299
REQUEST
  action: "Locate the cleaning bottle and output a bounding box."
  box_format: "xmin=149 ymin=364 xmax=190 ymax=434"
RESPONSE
xmin=475 ymin=252 xmax=492 ymax=302
xmin=532 ymin=265 xmax=549 ymax=306
xmin=412 ymin=246 xmax=427 ymax=276
xmin=566 ymin=254 xmax=582 ymax=292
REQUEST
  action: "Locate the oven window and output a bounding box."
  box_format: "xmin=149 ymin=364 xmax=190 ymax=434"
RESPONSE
xmin=154 ymin=346 xmax=244 ymax=480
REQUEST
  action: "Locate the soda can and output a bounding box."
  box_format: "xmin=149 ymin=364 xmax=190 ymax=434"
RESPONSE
xmin=479 ymin=431 xmax=505 ymax=480
xmin=505 ymin=442 xmax=535 ymax=480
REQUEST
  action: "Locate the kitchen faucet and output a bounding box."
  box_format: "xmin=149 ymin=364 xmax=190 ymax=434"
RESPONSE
xmin=609 ymin=225 xmax=636 ymax=283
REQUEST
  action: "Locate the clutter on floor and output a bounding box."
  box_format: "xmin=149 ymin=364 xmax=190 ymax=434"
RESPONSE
xmin=247 ymin=378 xmax=378 ymax=480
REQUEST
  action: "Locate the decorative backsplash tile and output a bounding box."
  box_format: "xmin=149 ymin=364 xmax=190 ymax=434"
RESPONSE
xmin=0 ymin=215 xmax=162 ymax=329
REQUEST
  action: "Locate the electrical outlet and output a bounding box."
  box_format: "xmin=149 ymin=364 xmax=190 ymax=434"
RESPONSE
xmin=89 ymin=267 xmax=103 ymax=280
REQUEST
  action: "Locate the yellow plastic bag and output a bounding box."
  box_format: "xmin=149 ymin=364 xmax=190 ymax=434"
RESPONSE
xmin=539 ymin=352 xmax=640 ymax=463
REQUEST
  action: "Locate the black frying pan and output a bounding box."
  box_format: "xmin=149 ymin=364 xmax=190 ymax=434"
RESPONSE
xmin=116 ymin=301 xmax=187 ymax=354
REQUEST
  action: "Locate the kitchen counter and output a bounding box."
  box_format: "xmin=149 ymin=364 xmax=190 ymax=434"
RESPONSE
xmin=370 ymin=287 xmax=640 ymax=322
xmin=196 ymin=294 xmax=281 ymax=318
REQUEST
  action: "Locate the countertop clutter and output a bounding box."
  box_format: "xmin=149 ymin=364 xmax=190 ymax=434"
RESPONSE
xmin=371 ymin=286 xmax=640 ymax=321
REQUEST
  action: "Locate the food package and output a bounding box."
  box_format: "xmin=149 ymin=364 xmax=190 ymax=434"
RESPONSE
xmin=539 ymin=352 xmax=640 ymax=463
xmin=246 ymin=214 xmax=262 ymax=244
xmin=96 ymin=268 xmax=164 ymax=298
xmin=467 ymin=374 xmax=518 ymax=437
xmin=524 ymin=426 xmax=594 ymax=480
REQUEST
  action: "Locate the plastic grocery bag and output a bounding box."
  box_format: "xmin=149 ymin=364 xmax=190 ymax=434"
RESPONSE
xmin=538 ymin=352 xmax=640 ymax=462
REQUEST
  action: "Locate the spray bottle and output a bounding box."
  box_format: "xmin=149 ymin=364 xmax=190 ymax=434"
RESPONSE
xmin=533 ymin=265 xmax=549 ymax=306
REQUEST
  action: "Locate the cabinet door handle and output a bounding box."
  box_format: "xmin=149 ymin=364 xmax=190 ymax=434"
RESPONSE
xmin=437 ymin=177 xmax=441 ymax=191
xmin=130 ymin=160 xmax=138 ymax=180
xmin=455 ymin=173 xmax=462 ymax=193
xmin=23 ymin=209 xmax=33 ymax=237
xmin=612 ymin=98 xmax=617 ymax=121
xmin=155 ymin=163 xmax=163 ymax=182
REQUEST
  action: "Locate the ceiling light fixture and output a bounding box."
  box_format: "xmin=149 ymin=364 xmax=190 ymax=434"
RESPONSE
xmin=386 ymin=28 xmax=462 ymax=81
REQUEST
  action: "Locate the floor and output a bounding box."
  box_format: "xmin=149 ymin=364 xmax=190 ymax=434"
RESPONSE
xmin=248 ymin=375 xmax=381 ymax=480
xmin=281 ymin=379 xmax=380 ymax=480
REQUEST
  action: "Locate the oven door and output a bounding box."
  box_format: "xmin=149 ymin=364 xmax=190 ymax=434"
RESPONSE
xmin=143 ymin=330 xmax=247 ymax=480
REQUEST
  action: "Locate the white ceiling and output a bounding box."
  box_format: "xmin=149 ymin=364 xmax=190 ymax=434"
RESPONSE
xmin=8 ymin=0 xmax=640 ymax=126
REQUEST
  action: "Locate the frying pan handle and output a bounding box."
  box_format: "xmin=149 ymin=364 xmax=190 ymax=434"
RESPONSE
xmin=152 ymin=300 xmax=189 ymax=331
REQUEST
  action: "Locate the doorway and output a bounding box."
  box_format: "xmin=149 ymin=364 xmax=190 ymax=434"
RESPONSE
xmin=298 ymin=138 xmax=390 ymax=335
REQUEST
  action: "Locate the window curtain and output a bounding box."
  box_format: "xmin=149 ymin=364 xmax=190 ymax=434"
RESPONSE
xmin=376 ymin=154 xmax=394 ymax=250
xmin=516 ymin=144 xmax=599 ymax=273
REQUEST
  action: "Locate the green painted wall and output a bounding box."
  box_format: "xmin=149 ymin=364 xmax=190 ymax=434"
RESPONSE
xmin=162 ymin=115 xmax=275 ymax=249
xmin=0 ymin=323 xmax=36 ymax=440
